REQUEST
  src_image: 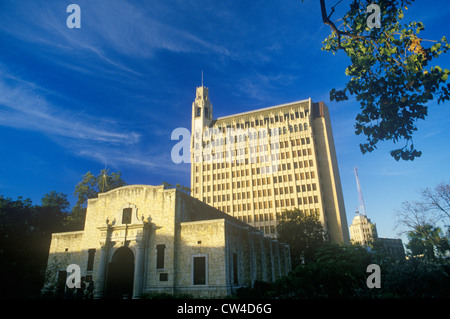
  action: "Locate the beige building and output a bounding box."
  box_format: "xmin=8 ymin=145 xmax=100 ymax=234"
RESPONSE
xmin=43 ymin=185 xmax=291 ymax=299
xmin=190 ymin=86 xmax=350 ymax=244
xmin=349 ymin=214 xmax=378 ymax=246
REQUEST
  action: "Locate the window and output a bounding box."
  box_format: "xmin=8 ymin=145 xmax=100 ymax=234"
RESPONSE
xmin=87 ymin=249 xmax=95 ymax=271
xmin=122 ymin=208 xmax=132 ymax=224
xmin=233 ymin=253 xmax=239 ymax=285
xmin=156 ymin=244 xmax=166 ymax=269
xmin=193 ymin=255 xmax=207 ymax=285
xmin=159 ymin=273 xmax=168 ymax=281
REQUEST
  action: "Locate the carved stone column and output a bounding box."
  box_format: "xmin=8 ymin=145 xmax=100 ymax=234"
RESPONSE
xmin=95 ymin=223 xmax=112 ymax=299
xmin=94 ymin=244 xmax=108 ymax=299
xmin=132 ymin=240 xmax=145 ymax=299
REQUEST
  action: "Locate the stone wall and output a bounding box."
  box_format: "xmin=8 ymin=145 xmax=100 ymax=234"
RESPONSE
xmin=176 ymin=219 xmax=227 ymax=297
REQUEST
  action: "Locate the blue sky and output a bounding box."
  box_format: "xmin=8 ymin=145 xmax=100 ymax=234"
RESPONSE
xmin=0 ymin=0 xmax=449 ymax=242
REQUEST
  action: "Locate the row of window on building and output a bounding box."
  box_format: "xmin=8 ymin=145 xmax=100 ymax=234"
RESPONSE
xmin=215 ymin=108 xmax=311 ymax=132
xmin=233 ymin=207 xmax=321 ymax=235
xmin=201 ymin=182 xmax=318 ymax=199
xmin=195 ymin=169 xmax=317 ymax=195
xmin=214 ymin=194 xmax=320 ymax=215
xmin=204 ymin=185 xmax=319 ymax=204
xmin=198 ymin=122 xmax=310 ymax=148
xmin=194 ymin=136 xmax=312 ymax=162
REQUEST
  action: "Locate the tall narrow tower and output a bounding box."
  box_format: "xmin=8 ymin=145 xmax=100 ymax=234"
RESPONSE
xmin=354 ymin=167 xmax=366 ymax=216
xmin=349 ymin=168 xmax=378 ymax=245
xmin=191 ymin=85 xmax=212 ymax=132
xmin=190 ymin=84 xmax=213 ymax=196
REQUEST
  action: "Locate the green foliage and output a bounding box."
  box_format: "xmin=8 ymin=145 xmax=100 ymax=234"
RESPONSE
xmin=276 ymin=208 xmax=326 ymax=267
xmin=161 ymin=181 xmax=191 ymax=194
xmin=0 ymin=193 xmax=69 ymax=298
xmin=321 ymin=0 xmax=450 ymax=160
xmin=0 ymin=169 xmax=127 ymax=297
xmin=406 ymin=223 xmax=450 ymax=259
xmin=272 ymin=244 xmax=372 ymax=299
xmin=237 ymin=243 xmax=372 ymax=299
xmin=38 ymin=191 xmax=70 ymax=234
xmin=237 ymin=243 xmax=450 ymax=299
xmin=73 ymin=169 xmax=127 ymax=209
xmin=379 ymin=258 xmax=450 ymax=298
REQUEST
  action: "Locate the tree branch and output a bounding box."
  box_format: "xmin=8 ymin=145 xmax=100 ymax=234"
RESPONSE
xmin=319 ymin=0 xmax=370 ymax=48
xmin=328 ymin=0 xmax=344 ymax=19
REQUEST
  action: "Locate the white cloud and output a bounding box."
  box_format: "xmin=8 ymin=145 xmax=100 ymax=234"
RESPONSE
xmin=0 ymin=79 xmax=140 ymax=144
xmin=0 ymin=0 xmax=232 ymax=73
xmin=0 ymin=70 xmax=190 ymax=173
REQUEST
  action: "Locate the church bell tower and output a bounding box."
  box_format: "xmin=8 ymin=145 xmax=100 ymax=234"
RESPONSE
xmin=192 ymin=85 xmax=212 ymax=130
xmin=190 ymin=83 xmax=213 ymax=196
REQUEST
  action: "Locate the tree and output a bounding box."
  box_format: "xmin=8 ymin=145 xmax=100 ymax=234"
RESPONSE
xmin=37 ymin=191 xmax=70 ymax=234
xmin=0 ymin=192 xmax=70 ymax=298
xmin=239 ymin=242 xmax=450 ymax=298
xmin=276 ymin=208 xmax=326 ymax=267
xmin=406 ymin=223 xmax=449 ymax=259
xmin=318 ymin=0 xmax=450 ymax=160
xmin=421 ymin=181 xmax=450 ymax=221
xmin=380 ymin=257 xmax=450 ymax=298
xmin=241 ymin=243 xmax=373 ymax=299
xmin=396 ymin=181 xmax=450 ymax=233
xmin=161 ymin=181 xmax=191 ymax=194
xmin=396 ymin=181 xmax=450 ymax=259
xmin=66 ymin=169 xmax=127 ymax=230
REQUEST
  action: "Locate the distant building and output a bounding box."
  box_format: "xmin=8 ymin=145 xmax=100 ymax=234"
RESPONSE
xmin=190 ymin=85 xmax=350 ymax=244
xmin=349 ymin=214 xmax=378 ymax=246
xmin=42 ymin=185 xmax=291 ymax=299
xmin=374 ymin=237 xmax=405 ymax=261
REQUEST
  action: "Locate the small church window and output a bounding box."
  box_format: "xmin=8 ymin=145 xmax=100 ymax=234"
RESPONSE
xmin=122 ymin=208 xmax=132 ymax=224
xmin=87 ymin=249 xmax=96 ymax=271
xmin=193 ymin=256 xmax=207 ymax=285
xmin=156 ymin=244 xmax=166 ymax=269
xmin=204 ymin=107 xmax=209 ymax=117
xmin=159 ymin=273 xmax=168 ymax=281
xmin=196 ymin=107 xmax=201 ymax=117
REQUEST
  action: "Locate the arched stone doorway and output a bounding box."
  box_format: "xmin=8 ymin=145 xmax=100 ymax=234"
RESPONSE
xmin=105 ymin=246 xmax=135 ymax=299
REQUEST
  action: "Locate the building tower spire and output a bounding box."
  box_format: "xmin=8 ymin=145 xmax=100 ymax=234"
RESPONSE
xmin=354 ymin=167 xmax=367 ymax=216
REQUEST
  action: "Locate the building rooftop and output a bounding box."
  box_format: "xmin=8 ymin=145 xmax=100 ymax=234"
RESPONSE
xmin=216 ymin=98 xmax=311 ymax=120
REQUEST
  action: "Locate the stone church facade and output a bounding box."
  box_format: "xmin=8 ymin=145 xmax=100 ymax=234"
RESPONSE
xmin=43 ymin=185 xmax=291 ymax=298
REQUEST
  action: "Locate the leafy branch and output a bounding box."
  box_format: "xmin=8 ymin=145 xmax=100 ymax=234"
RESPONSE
xmin=318 ymin=0 xmax=450 ymax=160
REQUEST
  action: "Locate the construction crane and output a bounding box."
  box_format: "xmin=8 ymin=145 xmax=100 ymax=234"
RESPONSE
xmin=354 ymin=167 xmax=367 ymax=216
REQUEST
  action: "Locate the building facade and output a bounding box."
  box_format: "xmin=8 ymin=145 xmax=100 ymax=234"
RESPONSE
xmin=190 ymin=86 xmax=350 ymax=244
xmin=349 ymin=214 xmax=378 ymax=246
xmin=43 ymin=185 xmax=291 ymax=299
xmin=373 ymin=237 xmax=405 ymax=261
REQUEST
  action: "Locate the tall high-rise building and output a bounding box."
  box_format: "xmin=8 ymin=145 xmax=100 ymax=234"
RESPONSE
xmin=190 ymin=85 xmax=350 ymax=244
xmin=349 ymin=214 xmax=378 ymax=246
